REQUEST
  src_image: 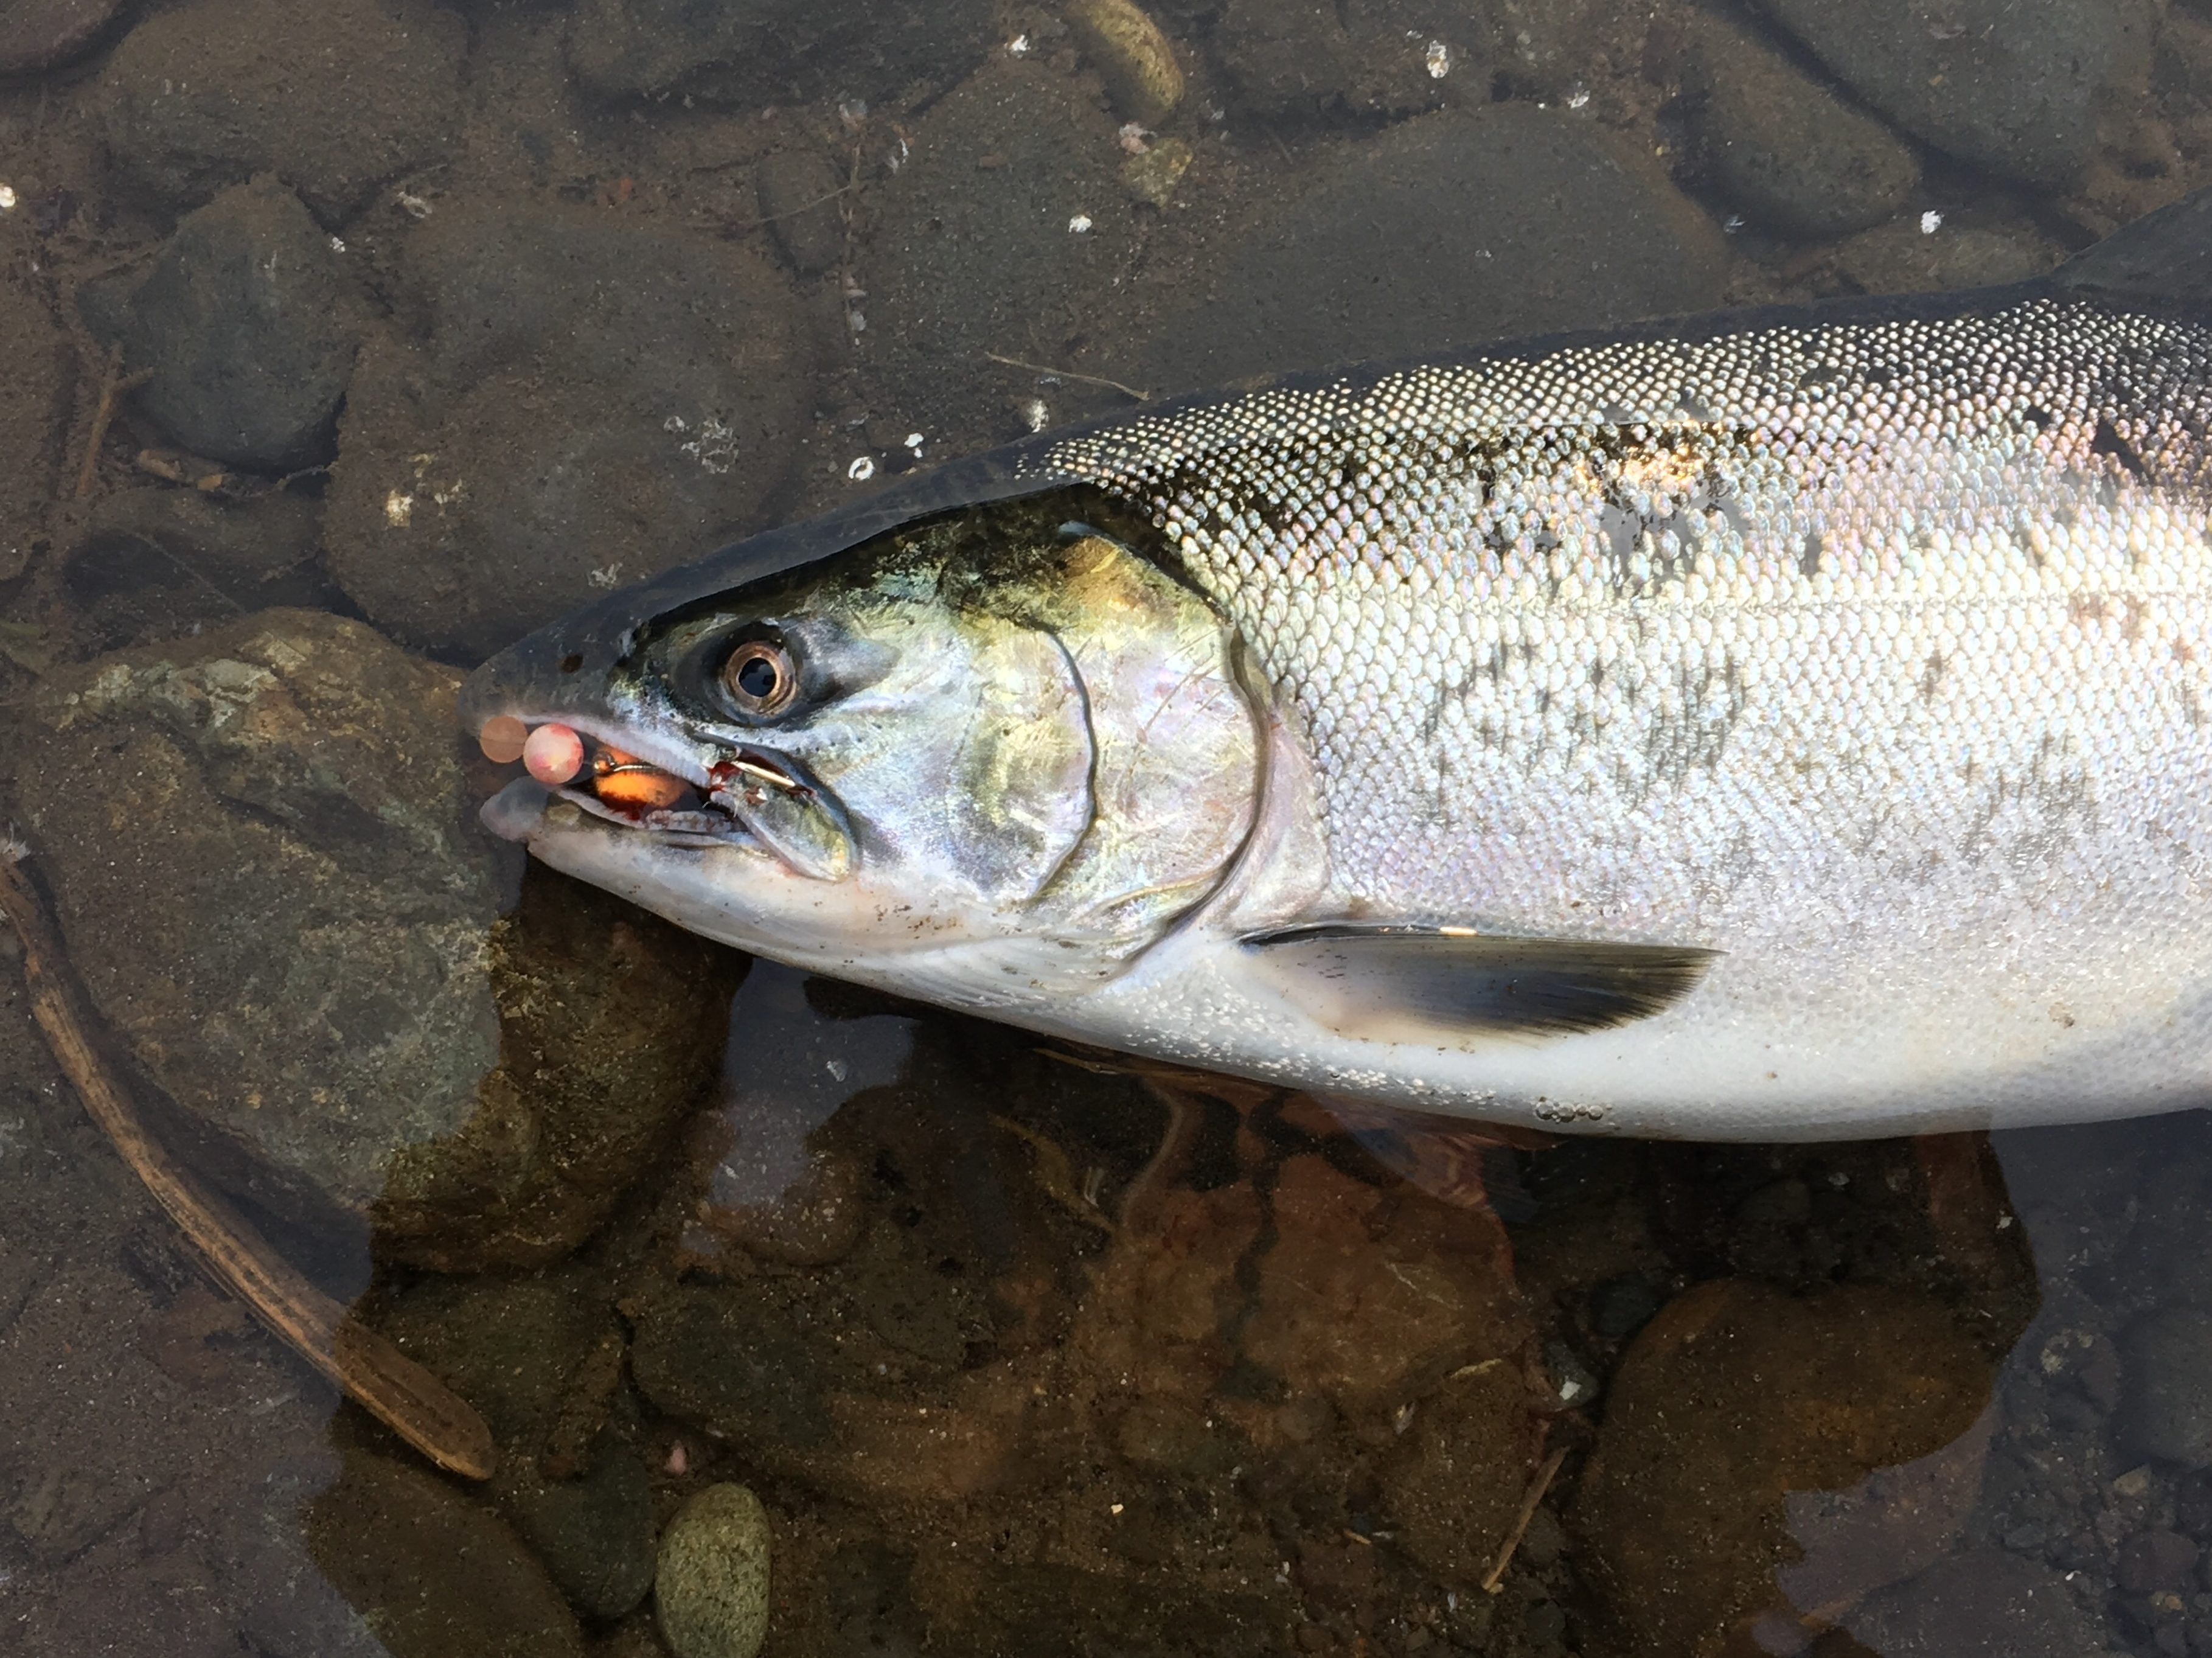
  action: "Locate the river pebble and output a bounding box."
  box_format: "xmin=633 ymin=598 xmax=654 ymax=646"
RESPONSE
xmin=656 ymin=1484 xmax=773 ymax=1658
xmin=1758 ymin=0 xmax=2155 ymax=189
xmin=80 ymin=175 xmax=365 ymax=470
xmin=307 ymin=1451 xmax=587 ymax=1658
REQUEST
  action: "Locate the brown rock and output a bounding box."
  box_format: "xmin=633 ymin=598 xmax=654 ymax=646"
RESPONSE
xmin=1377 ymin=1357 xmax=1547 ymax=1589
xmin=1242 ymin=1154 xmax=1521 ymax=1415
xmin=1573 ymin=1278 xmax=1995 ymax=1657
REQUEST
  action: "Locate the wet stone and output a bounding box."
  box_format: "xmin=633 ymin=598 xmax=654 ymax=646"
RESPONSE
xmin=1216 ymin=0 xmax=1487 ymax=121
xmin=631 ymin=1280 xmax=835 ymax=1455
xmin=866 ymin=56 xmax=1139 ymax=454
xmin=0 ymin=0 xmax=121 ymax=75
xmin=97 ymin=0 xmax=464 ymax=224
xmin=81 ymin=175 xmax=365 ymax=470
xmin=324 ymin=205 xmax=811 ymax=661
xmin=1376 ymin=1359 xmax=1545 ymax=1590
xmin=11 ymin=610 xmax=740 ymax=1265
xmin=568 ymin=0 xmax=992 ymax=106
xmin=1757 ymin=0 xmax=2155 ymax=189
xmin=1139 ymin=104 xmax=1727 ymax=394
xmin=1677 ymin=12 xmax=1921 ymax=239
xmin=64 ymin=485 xmax=332 ymax=649
xmin=1831 ymin=215 xmax=2064 ymax=294
xmin=655 ymin=1483 xmax=772 ymax=1658
xmin=374 ymin=1269 xmax=656 ymax=1620
xmin=2124 ymin=1308 xmax=2212 ymax=1469
xmin=1242 ymin=1153 xmax=1528 ymax=1415
xmin=305 ymin=1449 xmax=586 ymax=1658
xmin=1573 ymin=1278 xmax=1994 ymax=1656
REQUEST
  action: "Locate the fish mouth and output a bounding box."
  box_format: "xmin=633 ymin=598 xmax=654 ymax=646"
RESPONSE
xmin=475 ymin=714 xmax=802 ymax=857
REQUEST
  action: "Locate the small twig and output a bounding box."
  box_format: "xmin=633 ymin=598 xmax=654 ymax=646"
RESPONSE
xmin=726 ymin=181 xmax=857 ymax=232
xmin=1481 ymin=1445 xmax=1570 ymax=1593
xmin=984 ymin=352 xmax=1150 ymax=402
xmin=0 ymin=851 xmax=496 ymax=1480
xmin=74 ymin=347 xmax=153 ymax=500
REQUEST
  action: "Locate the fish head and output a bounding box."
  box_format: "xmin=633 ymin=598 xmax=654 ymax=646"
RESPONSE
xmin=462 ymin=495 xmax=1264 ymax=1009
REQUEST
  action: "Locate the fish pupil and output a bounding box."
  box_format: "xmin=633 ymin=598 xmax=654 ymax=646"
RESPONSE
xmin=737 ymin=655 xmax=780 ymax=699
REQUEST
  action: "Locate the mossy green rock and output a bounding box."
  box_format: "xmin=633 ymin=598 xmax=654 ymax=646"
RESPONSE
xmin=656 ymin=1484 xmax=771 ymax=1658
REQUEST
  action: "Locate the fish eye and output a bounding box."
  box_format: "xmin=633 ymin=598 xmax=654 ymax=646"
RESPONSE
xmin=720 ymin=638 xmax=798 ymax=717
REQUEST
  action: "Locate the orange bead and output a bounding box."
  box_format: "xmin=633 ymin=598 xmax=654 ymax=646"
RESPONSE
xmin=478 ymin=714 xmax=528 ymax=764
xmin=523 ymin=723 xmax=585 ymax=786
xmin=595 ymin=766 xmax=690 ymax=811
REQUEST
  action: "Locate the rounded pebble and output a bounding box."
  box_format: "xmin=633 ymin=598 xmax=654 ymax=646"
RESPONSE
xmin=523 ymin=722 xmax=585 ymax=787
xmin=655 ymin=1483 xmax=771 ymax=1658
xmin=478 ymin=714 xmax=529 ymax=764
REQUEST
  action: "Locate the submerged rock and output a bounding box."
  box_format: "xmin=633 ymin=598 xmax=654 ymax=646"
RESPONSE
xmin=866 ymin=57 xmax=1140 ymax=453
xmin=63 ymin=484 xmax=332 ymax=649
xmin=305 ymin=1450 xmax=586 ymax=1658
xmin=11 ymin=610 xmax=742 ymax=1267
xmin=97 ymin=0 xmax=464 ymax=223
xmin=655 ymin=1483 xmax=772 ymax=1658
xmin=1756 ymin=0 xmax=2154 ymax=189
xmin=374 ymin=1268 xmax=656 ymax=1620
xmin=0 ymin=0 xmax=122 ymax=75
xmin=1573 ymin=1278 xmax=1995 ymax=1656
xmin=82 ymin=175 xmax=366 ymax=470
xmin=1678 ymin=12 xmax=1920 ymax=239
xmin=568 ymin=0 xmax=991 ymax=106
xmin=1138 ymin=104 xmax=1727 ymax=394
xmin=1831 ymin=215 xmax=2063 ymax=294
xmin=325 ymin=205 xmax=812 ymax=661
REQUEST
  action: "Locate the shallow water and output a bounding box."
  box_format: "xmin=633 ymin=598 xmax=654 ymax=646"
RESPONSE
xmin=0 ymin=1 xmax=2208 ymax=1655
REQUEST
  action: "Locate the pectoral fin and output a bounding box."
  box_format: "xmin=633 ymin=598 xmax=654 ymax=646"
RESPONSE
xmin=1242 ymin=924 xmax=1717 ymax=1040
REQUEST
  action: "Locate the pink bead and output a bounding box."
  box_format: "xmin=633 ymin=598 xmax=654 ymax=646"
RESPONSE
xmin=522 ymin=722 xmax=585 ymax=787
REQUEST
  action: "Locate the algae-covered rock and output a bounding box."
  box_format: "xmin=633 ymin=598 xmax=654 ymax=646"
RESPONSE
xmin=10 ymin=610 xmax=743 ymax=1267
xmin=656 ymin=1483 xmax=772 ymax=1658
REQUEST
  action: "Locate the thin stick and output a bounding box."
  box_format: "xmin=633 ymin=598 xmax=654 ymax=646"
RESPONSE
xmin=1480 ymin=1445 xmax=1569 ymax=1593
xmin=726 ymin=181 xmax=857 ymax=231
xmin=74 ymin=349 xmax=153 ymax=500
xmin=0 ymin=852 xmax=496 ymax=1480
xmin=983 ymin=352 xmax=1150 ymax=401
